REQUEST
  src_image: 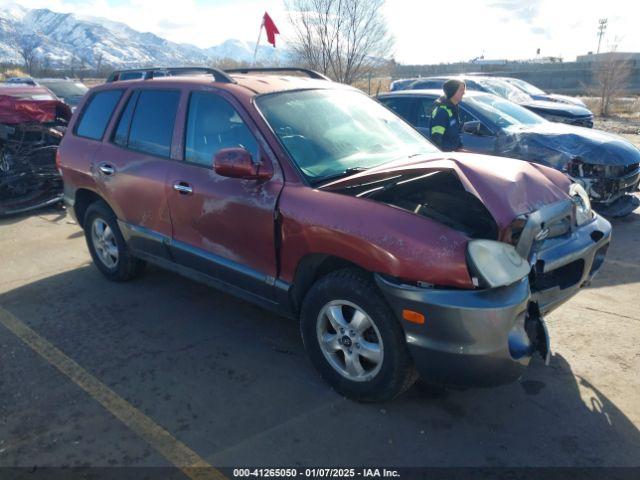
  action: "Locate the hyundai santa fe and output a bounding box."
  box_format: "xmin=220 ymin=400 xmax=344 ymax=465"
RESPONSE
xmin=58 ymin=67 xmax=611 ymax=402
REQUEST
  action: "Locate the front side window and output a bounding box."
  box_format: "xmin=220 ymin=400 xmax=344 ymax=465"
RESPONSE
xmin=75 ymin=89 xmax=123 ymax=140
xmin=257 ymin=89 xmax=438 ymax=184
xmin=184 ymin=92 xmax=259 ymax=167
xmin=416 ymin=98 xmax=437 ymax=128
xmin=127 ymin=90 xmax=180 ymax=157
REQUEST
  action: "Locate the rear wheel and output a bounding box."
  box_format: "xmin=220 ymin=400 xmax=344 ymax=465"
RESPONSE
xmin=300 ymin=269 xmax=417 ymax=402
xmin=84 ymin=201 xmax=144 ymax=281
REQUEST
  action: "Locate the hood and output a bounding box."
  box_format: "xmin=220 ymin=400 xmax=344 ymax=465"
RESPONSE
xmin=321 ymin=152 xmax=571 ymax=229
xmin=502 ymin=122 xmax=640 ymax=168
xmin=530 ymin=93 xmax=588 ymax=108
xmin=521 ymin=99 xmax=592 ymax=118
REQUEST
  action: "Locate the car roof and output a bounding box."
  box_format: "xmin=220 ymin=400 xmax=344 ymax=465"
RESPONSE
xmin=0 ymin=83 xmax=58 ymax=99
xmin=379 ymin=89 xmax=489 ymax=98
xmin=92 ymin=73 xmax=356 ymax=97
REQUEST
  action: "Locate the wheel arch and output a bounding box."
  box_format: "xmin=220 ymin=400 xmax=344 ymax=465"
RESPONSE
xmin=74 ymin=188 xmax=109 ymax=228
xmin=289 ymin=253 xmax=370 ymax=315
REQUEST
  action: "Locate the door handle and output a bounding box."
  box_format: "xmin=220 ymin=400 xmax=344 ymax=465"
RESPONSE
xmin=98 ymin=164 xmax=115 ymax=176
xmin=173 ymin=181 xmax=193 ymax=195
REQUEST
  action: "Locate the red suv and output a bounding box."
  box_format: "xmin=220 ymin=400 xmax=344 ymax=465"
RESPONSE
xmin=58 ymin=67 xmax=611 ymax=402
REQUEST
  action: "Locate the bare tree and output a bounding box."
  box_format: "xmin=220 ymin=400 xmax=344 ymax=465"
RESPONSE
xmin=13 ymin=33 xmax=41 ymax=75
xmin=286 ymin=0 xmax=393 ymax=84
xmin=593 ymin=43 xmax=632 ymax=116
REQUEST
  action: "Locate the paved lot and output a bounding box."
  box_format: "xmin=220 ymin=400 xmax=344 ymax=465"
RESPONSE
xmin=1 ymin=201 xmax=639 ymax=473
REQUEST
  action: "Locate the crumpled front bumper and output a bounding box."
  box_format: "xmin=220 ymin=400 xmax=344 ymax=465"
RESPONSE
xmin=375 ymin=213 xmax=611 ymax=387
xmin=571 ymin=165 xmax=640 ymax=217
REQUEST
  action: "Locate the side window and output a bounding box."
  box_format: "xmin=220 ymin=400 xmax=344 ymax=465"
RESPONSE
xmin=379 ymin=97 xmax=416 ymax=124
xmin=416 ymin=98 xmax=436 ymax=128
xmin=112 ymin=90 xmax=139 ymax=147
xmin=459 ymin=108 xmax=479 ymax=124
xmin=75 ymin=89 xmax=123 ymax=140
xmin=184 ymin=92 xmax=259 ymax=167
xmin=127 ymin=90 xmax=180 ymax=157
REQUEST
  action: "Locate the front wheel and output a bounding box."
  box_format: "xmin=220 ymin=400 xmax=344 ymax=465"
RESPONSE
xmin=300 ymin=269 xmax=417 ymax=402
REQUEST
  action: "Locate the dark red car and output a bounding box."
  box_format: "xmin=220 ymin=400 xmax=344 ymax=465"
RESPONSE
xmin=58 ymin=68 xmax=611 ymax=402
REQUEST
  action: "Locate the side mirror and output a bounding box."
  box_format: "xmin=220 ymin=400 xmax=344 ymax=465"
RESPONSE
xmin=213 ymin=147 xmax=273 ymax=180
xmin=462 ymin=120 xmax=493 ymax=137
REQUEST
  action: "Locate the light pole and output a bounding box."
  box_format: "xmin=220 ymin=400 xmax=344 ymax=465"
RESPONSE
xmin=597 ymin=18 xmax=608 ymax=54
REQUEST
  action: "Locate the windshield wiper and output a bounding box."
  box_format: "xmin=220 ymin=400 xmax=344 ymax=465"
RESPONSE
xmin=313 ymin=167 xmax=370 ymax=186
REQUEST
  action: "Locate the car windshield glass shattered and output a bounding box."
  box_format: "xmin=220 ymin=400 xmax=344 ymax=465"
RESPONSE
xmin=467 ymin=94 xmax=547 ymax=127
xmin=508 ymin=78 xmax=546 ymax=96
xmin=256 ymin=89 xmax=438 ymax=184
xmin=478 ymin=78 xmax=533 ymax=104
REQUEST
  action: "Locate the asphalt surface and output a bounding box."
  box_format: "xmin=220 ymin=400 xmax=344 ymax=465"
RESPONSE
xmin=1 ymin=201 xmax=639 ymax=474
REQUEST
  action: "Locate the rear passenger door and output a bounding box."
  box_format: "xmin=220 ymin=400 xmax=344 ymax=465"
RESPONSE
xmin=93 ymin=88 xmax=181 ymax=258
xmin=165 ymin=90 xmax=284 ymax=300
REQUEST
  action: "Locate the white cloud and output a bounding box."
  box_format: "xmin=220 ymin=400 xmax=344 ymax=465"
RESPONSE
xmin=384 ymin=0 xmax=640 ymax=63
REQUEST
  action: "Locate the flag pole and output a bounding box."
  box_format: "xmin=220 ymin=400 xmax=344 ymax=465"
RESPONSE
xmin=253 ymin=18 xmax=264 ymax=66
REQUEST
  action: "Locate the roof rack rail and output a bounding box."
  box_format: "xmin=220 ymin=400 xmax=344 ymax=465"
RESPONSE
xmin=105 ymin=67 xmax=235 ymax=84
xmin=225 ymin=67 xmax=331 ymax=81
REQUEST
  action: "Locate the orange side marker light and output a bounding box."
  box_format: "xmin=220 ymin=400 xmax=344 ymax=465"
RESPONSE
xmin=402 ymin=309 xmax=425 ymax=325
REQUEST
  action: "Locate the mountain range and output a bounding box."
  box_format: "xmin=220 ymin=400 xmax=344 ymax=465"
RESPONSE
xmin=0 ymin=3 xmax=291 ymax=69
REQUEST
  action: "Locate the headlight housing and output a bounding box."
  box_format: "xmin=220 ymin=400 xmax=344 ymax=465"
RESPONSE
xmin=570 ymin=183 xmax=593 ymax=225
xmin=467 ymin=240 xmax=531 ymax=289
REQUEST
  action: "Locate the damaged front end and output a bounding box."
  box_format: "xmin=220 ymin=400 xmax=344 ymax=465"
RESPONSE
xmin=501 ymin=123 xmax=640 ymax=217
xmin=0 ymin=95 xmax=70 ymax=216
xmin=565 ymin=158 xmax=640 ymax=217
xmin=323 ymin=156 xmax=611 ymax=386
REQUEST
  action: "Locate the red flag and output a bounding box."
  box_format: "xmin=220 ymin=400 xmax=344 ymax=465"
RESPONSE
xmin=263 ymin=12 xmax=279 ymax=47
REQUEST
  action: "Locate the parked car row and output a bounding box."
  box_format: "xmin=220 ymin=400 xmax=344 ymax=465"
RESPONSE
xmin=56 ymin=67 xmax=614 ymax=401
xmin=378 ymin=89 xmax=640 ymax=217
xmin=391 ymin=75 xmax=594 ymax=127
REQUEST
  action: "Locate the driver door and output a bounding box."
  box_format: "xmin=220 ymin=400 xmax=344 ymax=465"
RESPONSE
xmin=459 ymin=107 xmax=497 ymax=154
xmin=166 ymin=90 xmax=284 ymax=300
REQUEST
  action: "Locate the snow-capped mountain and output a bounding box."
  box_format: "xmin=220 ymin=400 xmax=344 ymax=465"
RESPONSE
xmin=0 ymin=3 xmax=289 ymax=68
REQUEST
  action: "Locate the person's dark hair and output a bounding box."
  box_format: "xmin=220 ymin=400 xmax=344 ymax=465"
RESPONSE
xmin=443 ymin=79 xmax=465 ymax=99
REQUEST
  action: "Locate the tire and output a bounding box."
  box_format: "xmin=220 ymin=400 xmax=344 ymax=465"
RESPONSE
xmin=83 ymin=201 xmax=144 ymax=282
xmin=300 ymin=268 xmax=418 ymax=402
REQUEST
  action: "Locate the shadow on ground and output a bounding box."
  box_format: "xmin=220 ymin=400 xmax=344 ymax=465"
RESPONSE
xmin=1 ymin=264 xmax=639 ymax=468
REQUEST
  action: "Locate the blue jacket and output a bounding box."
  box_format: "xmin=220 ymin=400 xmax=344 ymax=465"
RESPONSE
xmin=429 ymin=97 xmax=462 ymax=152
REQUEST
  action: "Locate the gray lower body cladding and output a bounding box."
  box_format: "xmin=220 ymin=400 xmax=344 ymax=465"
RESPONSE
xmin=375 ymin=214 xmax=611 ymax=387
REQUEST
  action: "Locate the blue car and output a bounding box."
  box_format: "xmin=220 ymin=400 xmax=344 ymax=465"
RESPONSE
xmin=378 ymin=89 xmax=640 ymax=216
xmin=391 ymin=75 xmax=594 ymax=128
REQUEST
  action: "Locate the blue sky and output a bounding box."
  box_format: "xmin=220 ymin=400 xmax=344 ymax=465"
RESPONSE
xmin=6 ymin=0 xmax=639 ymax=63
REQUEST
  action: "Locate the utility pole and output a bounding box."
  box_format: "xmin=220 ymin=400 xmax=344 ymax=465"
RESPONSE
xmin=597 ymin=18 xmax=608 ymax=54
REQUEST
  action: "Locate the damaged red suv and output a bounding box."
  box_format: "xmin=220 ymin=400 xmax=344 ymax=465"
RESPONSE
xmin=58 ymin=67 xmax=611 ymax=402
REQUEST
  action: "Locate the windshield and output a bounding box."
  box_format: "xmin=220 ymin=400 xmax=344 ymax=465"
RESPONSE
xmin=38 ymin=80 xmax=88 ymax=99
xmin=257 ymin=89 xmax=438 ymax=184
xmin=466 ymin=94 xmax=546 ymax=127
xmin=506 ymin=78 xmax=546 ymax=96
xmin=477 ymin=78 xmax=533 ymax=104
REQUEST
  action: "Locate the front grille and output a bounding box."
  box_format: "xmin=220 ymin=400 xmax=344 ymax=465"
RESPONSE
xmin=530 ymin=259 xmax=585 ymax=291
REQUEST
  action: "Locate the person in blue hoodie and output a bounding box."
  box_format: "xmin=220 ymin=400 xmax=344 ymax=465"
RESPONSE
xmin=429 ymin=79 xmax=466 ymax=151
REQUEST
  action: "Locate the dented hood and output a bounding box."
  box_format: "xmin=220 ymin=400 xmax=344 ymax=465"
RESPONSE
xmin=501 ymin=122 xmax=640 ymax=168
xmin=322 ymin=153 xmax=571 ymax=229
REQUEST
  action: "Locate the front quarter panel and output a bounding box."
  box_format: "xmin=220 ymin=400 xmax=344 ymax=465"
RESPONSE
xmin=278 ymin=185 xmax=474 ymax=289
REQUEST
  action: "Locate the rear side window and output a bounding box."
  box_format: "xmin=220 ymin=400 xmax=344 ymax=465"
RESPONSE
xmin=75 ymin=89 xmax=123 ymax=140
xmin=113 ymin=91 xmax=139 ymax=147
xmin=379 ymin=97 xmax=416 ymax=124
xmin=127 ymin=90 xmax=180 ymax=157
